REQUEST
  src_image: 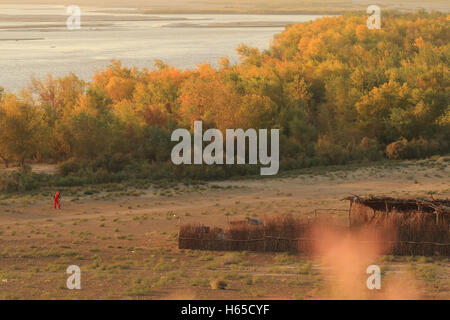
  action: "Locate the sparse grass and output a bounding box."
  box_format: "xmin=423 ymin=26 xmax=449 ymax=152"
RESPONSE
xmin=274 ymin=253 xmax=297 ymax=265
xmin=297 ymin=263 xmax=313 ymax=275
xmin=126 ymin=281 xmax=152 ymax=297
xmin=410 ymin=265 xmax=437 ymax=283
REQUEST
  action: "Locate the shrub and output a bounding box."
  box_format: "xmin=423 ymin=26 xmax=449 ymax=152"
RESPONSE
xmin=93 ymin=168 xmax=110 ymax=184
xmin=358 ymin=137 xmax=383 ymax=161
xmin=210 ymin=279 xmax=228 ymax=290
xmin=0 ymin=171 xmax=47 ymax=193
xmin=386 ymin=137 xmax=441 ymax=160
xmin=314 ymin=136 xmax=349 ymax=165
xmin=386 ymin=138 xmax=407 ymax=160
xmin=107 ymin=152 xmax=132 ymax=172
xmin=58 ymin=158 xmax=82 ymax=176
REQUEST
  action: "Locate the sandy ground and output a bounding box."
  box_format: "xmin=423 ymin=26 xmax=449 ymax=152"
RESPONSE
xmin=0 ymin=158 xmax=449 ymax=299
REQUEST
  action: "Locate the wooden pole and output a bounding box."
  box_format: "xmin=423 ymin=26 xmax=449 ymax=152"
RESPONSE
xmin=348 ymin=201 xmax=353 ymax=228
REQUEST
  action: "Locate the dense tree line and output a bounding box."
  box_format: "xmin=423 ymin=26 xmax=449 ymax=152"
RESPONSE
xmin=0 ymin=11 xmax=448 ymax=180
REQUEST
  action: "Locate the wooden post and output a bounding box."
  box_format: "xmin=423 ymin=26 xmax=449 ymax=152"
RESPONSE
xmin=178 ymin=223 xmax=181 ymax=249
xmin=263 ymin=228 xmax=266 ymax=252
xmin=348 ymin=201 xmax=353 ymax=228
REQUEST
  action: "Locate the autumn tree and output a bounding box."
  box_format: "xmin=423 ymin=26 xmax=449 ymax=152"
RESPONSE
xmin=0 ymin=94 xmax=46 ymax=166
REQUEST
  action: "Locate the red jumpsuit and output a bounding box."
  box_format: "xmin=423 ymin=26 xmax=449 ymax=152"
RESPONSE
xmin=54 ymin=192 xmax=61 ymax=209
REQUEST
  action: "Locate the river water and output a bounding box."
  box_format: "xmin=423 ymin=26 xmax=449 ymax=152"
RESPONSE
xmin=0 ymin=5 xmax=324 ymax=91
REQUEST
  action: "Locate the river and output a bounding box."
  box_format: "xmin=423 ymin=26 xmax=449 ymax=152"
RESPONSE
xmin=0 ymin=5 xmax=325 ymax=91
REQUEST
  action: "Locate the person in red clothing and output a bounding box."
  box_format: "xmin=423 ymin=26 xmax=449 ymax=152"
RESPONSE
xmin=54 ymin=191 xmax=61 ymax=209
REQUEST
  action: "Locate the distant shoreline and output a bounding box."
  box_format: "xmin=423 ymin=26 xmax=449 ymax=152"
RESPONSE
xmin=126 ymin=9 xmax=352 ymax=16
xmin=0 ymin=38 xmax=45 ymax=41
xmin=1 ymin=0 xmax=448 ymax=15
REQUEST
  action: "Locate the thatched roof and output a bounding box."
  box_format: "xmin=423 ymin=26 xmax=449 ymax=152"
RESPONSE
xmin=343 ymin=195 xmax=450 ymax=215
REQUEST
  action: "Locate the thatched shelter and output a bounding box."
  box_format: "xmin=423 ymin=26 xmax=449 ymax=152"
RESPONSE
xmin=343 ymin=195 xmax=450 ymax=215
xmin=344 ymin=195 xmax=450 ymax=256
